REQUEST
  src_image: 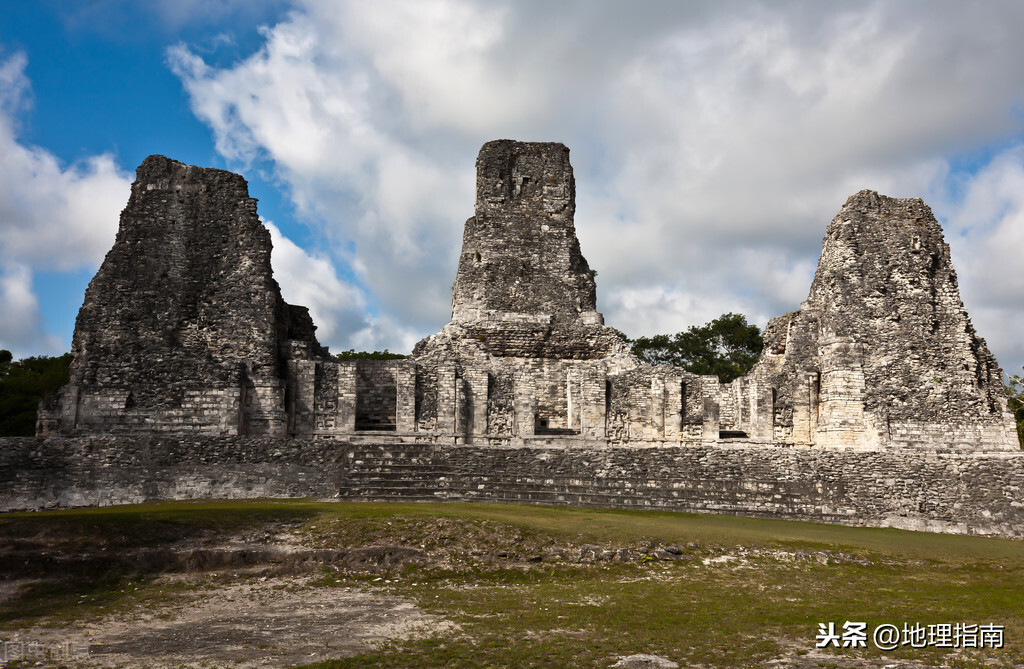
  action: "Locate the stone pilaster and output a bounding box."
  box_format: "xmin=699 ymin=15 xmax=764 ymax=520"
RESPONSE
xmin=701 ymin=376 xmax=720 ymax=442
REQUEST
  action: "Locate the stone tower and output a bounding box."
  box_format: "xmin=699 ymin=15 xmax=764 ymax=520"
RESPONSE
xmin=414 ymin=140 xmax=634 ymax=436
xmin=37 ymin=155 xmax=325 ymax=436
xmin=752 ymin=190 xmax=1016 ymax=449
xmin=418 ymin=140 xmax=625 ymax=360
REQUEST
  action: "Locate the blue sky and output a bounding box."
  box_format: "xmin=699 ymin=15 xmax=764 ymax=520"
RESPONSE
xmin=1 ymin=1 xmax=1023 ymax=380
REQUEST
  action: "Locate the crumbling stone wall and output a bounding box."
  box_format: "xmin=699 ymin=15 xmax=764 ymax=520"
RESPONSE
xmin=5 ymin=436 xmax=1024 ymax=540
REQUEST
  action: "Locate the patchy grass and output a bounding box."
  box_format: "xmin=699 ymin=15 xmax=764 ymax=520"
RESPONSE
xmin=3 ymin=500 xmax=1024 ymax=668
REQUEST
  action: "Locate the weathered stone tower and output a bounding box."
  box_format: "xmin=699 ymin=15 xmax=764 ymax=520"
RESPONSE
xmin=414 ymin=140 xmax=635 ymax=436
xmin=420 ymin=140 xmax=624 ymax=359
xmin=748 ymin=190 xmax=1016 ymax=449
xmin=37 ymin=156 xmax=326 ymax=436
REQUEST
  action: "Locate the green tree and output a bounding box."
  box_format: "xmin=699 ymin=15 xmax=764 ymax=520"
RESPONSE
xmin=624 ymin=313 xmax=764 ymax=383
xmin=1007 ymin=368 xmax=1024 ymax=448
xmin=0 ymin=351 xmax=72 ymax=436
xmin=332 ymin=349 xmax=409 ymax=361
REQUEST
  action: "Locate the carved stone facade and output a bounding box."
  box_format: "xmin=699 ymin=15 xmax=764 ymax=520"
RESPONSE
xmin=37 ymin=143 xmax=1017 ymax=452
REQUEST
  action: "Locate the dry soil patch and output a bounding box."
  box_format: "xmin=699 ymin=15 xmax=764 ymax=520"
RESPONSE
xmin=1 ymin=575 xmax=455 ymax=668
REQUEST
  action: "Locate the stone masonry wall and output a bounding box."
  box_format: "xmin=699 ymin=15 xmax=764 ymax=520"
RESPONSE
xmin=3 ymin=437 xmax=1023 ymax=540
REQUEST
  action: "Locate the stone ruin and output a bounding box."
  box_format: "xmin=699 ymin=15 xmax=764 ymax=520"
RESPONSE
xmin=36 ymin=141 xmax=1018 ymax=452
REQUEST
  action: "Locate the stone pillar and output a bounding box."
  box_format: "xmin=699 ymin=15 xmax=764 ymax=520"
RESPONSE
xmin=566 ymin=368 xmax=580 ymax=432
xmin=751 ymin=381 xmax=775 ymax=441
xmin=336 ymin=364 xmax=357 ymax=433
xmin=59 ymin=384 xmax=80 ymax=435
xmin=664 ymin=378 xmax=682 ymax=442
xmin=289 ymin=360 xmax=317 ymax=437
xmin=790 ymin=373 xmax=820 ymax=446
xmin=815 ymin=340 xmax=870 ymax=447
xmin=701 ymin=376 xmax=720 ymax=442
xmin=514 ymin=372 xmax=536 ymax=437
xmin=649 ymin=375 xmax=666 ymax=441
xmin=395 ymin=363 xmax=416 ymax=433
xmin=464 ymin=366 xmax=489 ymax=441
xmin=436 ymin=364 xmax=457 ymax=436
xmin=580 ymin=369 xmax=607 ymax=439
xmin=244 ymin=375 xmax=286 ymax=437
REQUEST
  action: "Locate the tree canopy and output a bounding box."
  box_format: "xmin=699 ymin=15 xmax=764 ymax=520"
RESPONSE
xmin=331 ymin=349 xmax=409 ymax=361
xmin=0 ymin=351 xmax=72 ymax=436
xmin=621 ymin=313 xmax=764 ymax=383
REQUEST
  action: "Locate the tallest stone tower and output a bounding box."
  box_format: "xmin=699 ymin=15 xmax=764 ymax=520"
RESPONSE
xmin=418 ymin=140 xmax=625 ymax=360
xmin=452 ymin=140 xmax=597 ymax=326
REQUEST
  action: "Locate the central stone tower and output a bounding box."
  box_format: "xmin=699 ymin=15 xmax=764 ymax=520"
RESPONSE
xmin=414 ymin=140 xmax=634 ymax=436
xmin=418 ymin=140 xmax=625 ymax=361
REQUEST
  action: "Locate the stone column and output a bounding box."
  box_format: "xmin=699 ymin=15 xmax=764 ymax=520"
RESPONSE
xmin=751 ymin=381 xmax=775 ymax=441
xmin=580 ymin=369 xmax=607 ymax=439
xmin=436 ymin=364 xmax=457 ymax=436
xmin=701 ymin=375 xmax=720 ymax=442
xmin=664 ymin=378 xmax=683 ymax=442
xmin=59 ymin=384 xmax=80 ymax=435
xmin=566 ymin=368 xmax=581 ymax=432
xmin=464 ymin=366 xmax=489 ymax=442
xmin=289 ymin=360 xmax=317 ymax=437
xmin=649 ymin=375 xmax=666 ymax=441
xmin=395 ymin=363 xmax=416 ymax=433
xmin=514 ymin=372 xmax=536 ymax=438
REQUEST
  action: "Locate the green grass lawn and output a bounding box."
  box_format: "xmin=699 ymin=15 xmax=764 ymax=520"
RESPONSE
xmin=2 ymin=500 xmax=1022 ymax=668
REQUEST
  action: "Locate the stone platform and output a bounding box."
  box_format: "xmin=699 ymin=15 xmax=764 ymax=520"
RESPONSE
xmin=4 ymin=436 xmax=1023 ymax=540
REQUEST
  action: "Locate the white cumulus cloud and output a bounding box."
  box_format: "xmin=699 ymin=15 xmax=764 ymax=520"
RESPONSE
xmin=0 ymin=52 xmax=132 ymax=357
xmin=166 ymin=0 xmax=1024 ymax=374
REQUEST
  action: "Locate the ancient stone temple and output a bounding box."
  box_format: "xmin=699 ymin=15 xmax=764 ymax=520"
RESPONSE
xmin=36 ymin=156 xmax=328 ymax=437
xmin=37 ymin=142 xmax=1017 ymax=452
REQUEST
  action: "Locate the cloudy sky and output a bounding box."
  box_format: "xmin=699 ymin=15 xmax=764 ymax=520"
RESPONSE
xmin=1 ymin=0 xmax=1022 ymax=378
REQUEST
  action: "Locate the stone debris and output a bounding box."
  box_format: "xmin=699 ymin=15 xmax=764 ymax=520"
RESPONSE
xmin=611 ymin=653 xmax=680 ymax=668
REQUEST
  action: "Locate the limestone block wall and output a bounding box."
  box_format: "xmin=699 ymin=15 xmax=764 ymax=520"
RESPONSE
xmin=51 ymin=385 xmax=243 ymax=436
xmin=4 ymin=437 xmax=1024 ymax=541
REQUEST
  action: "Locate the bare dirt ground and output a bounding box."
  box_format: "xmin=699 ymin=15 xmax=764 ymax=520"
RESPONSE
xmin=3 ymin=574 xmax=455 ymax=668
